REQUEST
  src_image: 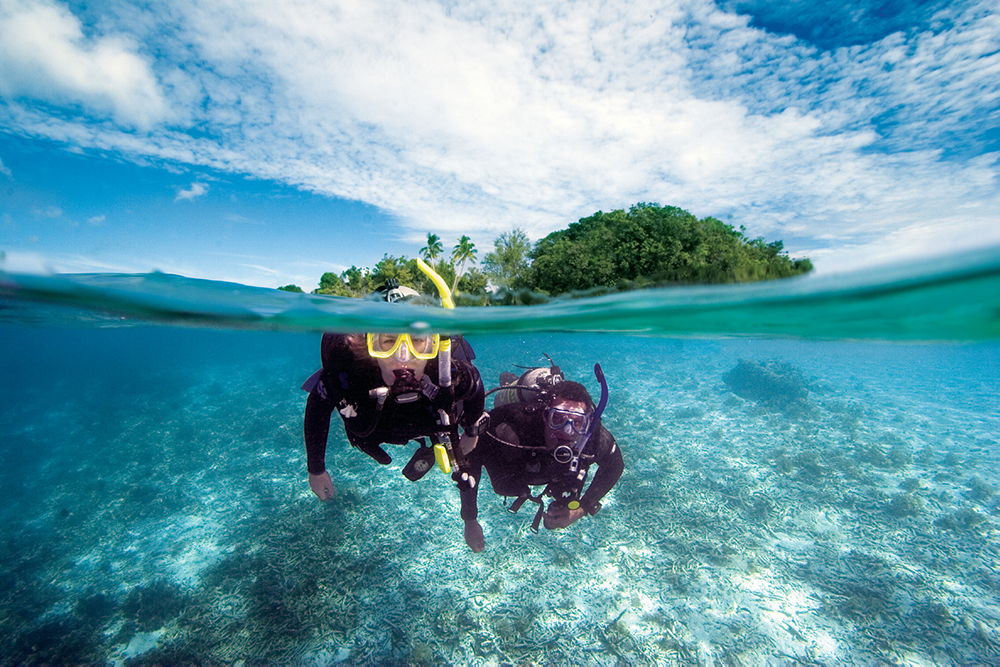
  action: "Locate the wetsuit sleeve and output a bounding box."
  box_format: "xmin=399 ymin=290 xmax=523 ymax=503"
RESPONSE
xmin=303 ymin=333 xmax=352 ymax=475
xmin=458 ymin=404 xmax=518 ymax=522
xmin=580 ymin=428 xmax=624 ymax=514
xmin=453 ymin=360 xmax=486 ymax=433
xmin=304 ymin=391 xmax=336 ymax=474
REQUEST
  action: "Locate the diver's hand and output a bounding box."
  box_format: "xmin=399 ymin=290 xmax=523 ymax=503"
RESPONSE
xmin=464 ymin=519 xmax=485 ymax=552
xmin=309 ymin=471 xmax=335 ymax=500
xmin=543 ymin=504 xmax=586 ymax=529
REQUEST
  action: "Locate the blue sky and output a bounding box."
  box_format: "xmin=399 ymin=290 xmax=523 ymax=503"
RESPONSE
xmin=1 ymin=0 xmax=998 ymax=289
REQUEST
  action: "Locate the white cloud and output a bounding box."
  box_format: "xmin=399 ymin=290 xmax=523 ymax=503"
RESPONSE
xmin=32 ymin=205 xmax=62 ymax=218
xmin=238 ymin=263 xmax=280 ymax=276
xmin=88 ymin=215 xmax=106 ymax=225
xmin=1 ymin=0 xmax=998 ymax=272
xmin=0 ymin=156 xmax=11 ymax=178
xmin=0 ymin=0 xmax=172 ymax=128
xmin=175 ymin=182 xmax=208 ymax=201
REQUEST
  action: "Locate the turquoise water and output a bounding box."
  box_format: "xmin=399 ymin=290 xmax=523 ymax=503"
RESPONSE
xmin=4 ymin=245 xmax=1000 ymax=339
xmin=1 ymin=249 xmax=999 ymax=664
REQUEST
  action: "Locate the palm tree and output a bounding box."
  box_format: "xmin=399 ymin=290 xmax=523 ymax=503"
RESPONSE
xmin=451 ymin=235 xmax=478 ymax=293
xmin=420 ymin=233 xmax=443 ymax=261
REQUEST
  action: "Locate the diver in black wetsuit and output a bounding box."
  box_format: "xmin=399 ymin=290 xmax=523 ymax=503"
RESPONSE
xmin=459 ymin=371 xmax=624 ymax=553
xmin=302 ymin=279 xmax=487 ymax=500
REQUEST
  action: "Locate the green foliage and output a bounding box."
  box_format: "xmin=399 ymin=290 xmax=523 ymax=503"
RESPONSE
xmin=482 ymin=228 xmax=531 ymax=291
xmin=450 ymin=235 xmax=478 ymax=293
xmin=313 ymin=254 xmax=468 ymax=300
xmin=528 ymin=203 xmax=812 ymax=295
xmin=306 ymin=203 xmax=812 ymax=302
xmin=420 ymin=233 xmax=443 ymax=261
xmin=277 ymin=284 xmax=303 ymax=293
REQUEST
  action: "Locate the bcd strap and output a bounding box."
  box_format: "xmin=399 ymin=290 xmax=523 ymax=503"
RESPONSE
xmin=508 ymin=494 xmax=530 ymax=514
xmin=507 ymin=481 xmax=584 ymax=533
xmin=531 ymin=503 xmax=545 ymax=533
xmin=506 ymin=492 xmax=547 ymax=533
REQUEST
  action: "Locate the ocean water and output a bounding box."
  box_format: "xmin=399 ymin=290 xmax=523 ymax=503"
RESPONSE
xmin=1 ymin=249 xmax=999 ymax=665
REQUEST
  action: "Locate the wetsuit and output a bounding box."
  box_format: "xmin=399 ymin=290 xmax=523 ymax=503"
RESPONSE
xmin=460 ymin=401 xmax=624 ymax=522
xmin=304 ymin=333 xmax=486 ymax=474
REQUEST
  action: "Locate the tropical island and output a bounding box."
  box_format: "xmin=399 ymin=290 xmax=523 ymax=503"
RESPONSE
xmin=279 ymin=203 xmax=813 ymax=302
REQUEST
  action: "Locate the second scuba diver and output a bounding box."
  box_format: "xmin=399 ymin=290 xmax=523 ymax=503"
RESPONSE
xmin=459 ymin=360 xmax=624 ymax=552
xmin=302 ymin=273 xmax=487 ymax=502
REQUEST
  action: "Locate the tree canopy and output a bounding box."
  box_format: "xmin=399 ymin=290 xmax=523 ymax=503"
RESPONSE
xmin=298 ymin=204 xmax=812 ymax=300
xmin=482 ymin=228 xmax=532 ymax=291
xmin=527 ymin=203 xmax=812 ymax=294
xmin=420 ymin=233 xmax=443 ymax=261
xmin=314 ymin=252 xmax=487 ymax=299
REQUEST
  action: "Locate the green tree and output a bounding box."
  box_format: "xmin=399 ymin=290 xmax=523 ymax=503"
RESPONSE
xmin=313 ymin=265 xmax=376 ymax=297
xmin=458 ymin=266 xmax=489 ymax=293
xmin=482 ymin=228 xmax=532 ymax=291
xmin=277 ymin=284 xmax=304 ymax=293
xmin=420 ymin=233 xmax=444 ymax=261
xmin=316 ymin=271 xmax=343 ymax=295
xmin=528 ymin=203 xmax=811 ymax=294
xmin=307 ymin=204 xmax=809 ymax=302
xmin=340 ymin=265 xmax=373 ymax=296
xmin=371 ymin=254 xmax=422 ymax=289
xmin=450 ymin=235 xmax=478 ymax=293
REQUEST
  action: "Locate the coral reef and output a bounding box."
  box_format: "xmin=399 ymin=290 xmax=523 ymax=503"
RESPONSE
xmin=722 ymin=359 xmax=814 ymax=416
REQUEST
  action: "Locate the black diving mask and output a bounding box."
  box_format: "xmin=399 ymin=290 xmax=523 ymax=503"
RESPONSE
xmin=545 ymin=407 xmax=591 ymax=435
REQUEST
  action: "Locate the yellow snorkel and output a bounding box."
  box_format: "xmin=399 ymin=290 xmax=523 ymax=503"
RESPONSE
xmin=416 ymin=258 xmax=458 ymax=474
xmin=416 ymin=258 xmax=455 ymax=310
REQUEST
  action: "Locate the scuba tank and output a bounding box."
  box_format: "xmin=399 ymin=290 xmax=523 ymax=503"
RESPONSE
xmin=493 ymin=354 xmax=564 ymax=407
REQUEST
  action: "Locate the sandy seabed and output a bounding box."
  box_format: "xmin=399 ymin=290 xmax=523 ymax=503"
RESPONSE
xmin=1 ymin=333 xmax=998 ymax=665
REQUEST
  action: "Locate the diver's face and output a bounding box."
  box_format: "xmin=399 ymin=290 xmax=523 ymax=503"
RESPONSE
xmin=370 ymin=333 xmax=433 ymax=385
xmin=543 ymin=399 xmax=590 ymax=450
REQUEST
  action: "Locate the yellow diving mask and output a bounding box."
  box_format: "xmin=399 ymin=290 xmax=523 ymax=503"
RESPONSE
xmin=366 ymin=332 xmax=441 ymax=361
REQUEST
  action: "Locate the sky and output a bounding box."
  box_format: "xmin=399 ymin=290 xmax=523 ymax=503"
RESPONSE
xmin=0 ymin=0 xmax=998 ymax=290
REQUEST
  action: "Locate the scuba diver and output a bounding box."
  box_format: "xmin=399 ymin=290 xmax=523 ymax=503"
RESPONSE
xmin=459 ymin=358 xmax=624 ymax=552
xmin=301 ymin=267 xmax=487 ymax=502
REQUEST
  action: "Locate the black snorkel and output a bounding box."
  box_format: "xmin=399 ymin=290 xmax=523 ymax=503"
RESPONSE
xmin=568 ymin=363 xmax=609 ymax=477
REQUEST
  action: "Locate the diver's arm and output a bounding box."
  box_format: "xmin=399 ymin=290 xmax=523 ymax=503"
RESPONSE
xmin=454 ymin=361 xmax=486 ymax=457
xmin=579 ymin=432 xmax=624 ymax=514
xmin=458 ymin=361 xmax=486 ymax=418
xmin=543 ymin=504 xmax=586 ymax=529
xmin=545 ymin=441 xmax=622 ymax=529
xmin=304 ymin=390 xmax=337 ymax=499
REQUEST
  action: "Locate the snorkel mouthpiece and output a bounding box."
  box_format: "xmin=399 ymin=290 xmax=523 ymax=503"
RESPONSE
xmin=391 ymin=368 xmax=423 ymax=403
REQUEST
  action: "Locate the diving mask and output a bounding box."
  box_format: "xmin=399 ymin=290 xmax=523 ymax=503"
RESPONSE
xmin=366 ymin=332 xmax=440 ymax=361
xmin=544 ymin=407 xmax=591 ymax=435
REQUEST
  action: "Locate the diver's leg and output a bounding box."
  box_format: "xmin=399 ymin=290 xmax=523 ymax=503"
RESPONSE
xmin=459 ymin=464 xmax=485 ymax=552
